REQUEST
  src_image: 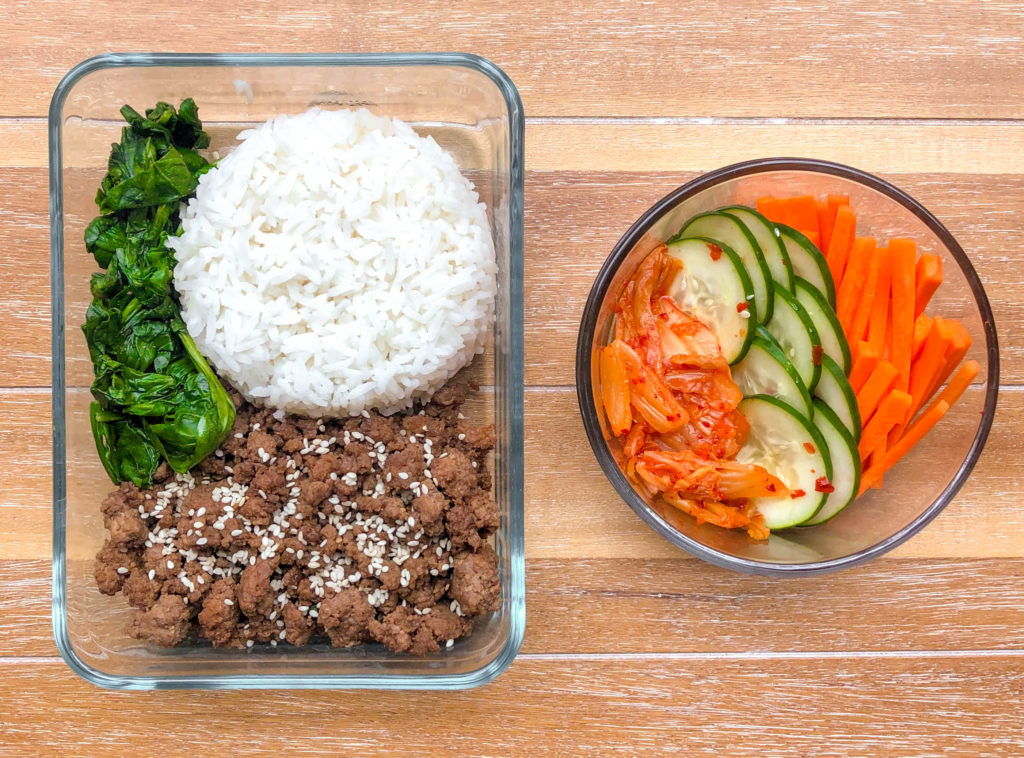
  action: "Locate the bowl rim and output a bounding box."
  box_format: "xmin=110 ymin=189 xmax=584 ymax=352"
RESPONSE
xmin=575 ymin=156 xmax=1000 ymax=577
xmin=50 ymin=51 xmax=526 ymax=689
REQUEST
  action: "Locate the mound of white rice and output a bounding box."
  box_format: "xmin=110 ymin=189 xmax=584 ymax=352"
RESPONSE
xmin=169 ymin=107 xmax=496 ymax=417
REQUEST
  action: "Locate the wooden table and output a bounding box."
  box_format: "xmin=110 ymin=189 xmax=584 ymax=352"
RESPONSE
xmin=3 ymin=1 xmax=1024 ymax=754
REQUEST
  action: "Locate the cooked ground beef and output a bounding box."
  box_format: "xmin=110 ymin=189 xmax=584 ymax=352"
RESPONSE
xmin=94 ymin=378 xmax=501 ymax=654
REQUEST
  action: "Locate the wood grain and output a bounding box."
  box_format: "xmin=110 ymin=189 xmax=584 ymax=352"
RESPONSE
xmin=1 ymin=656 xmax=1022 ymax=755
xmin=4 ymin=387 xmax=1020 ymax=561
xmin=4 ymin=0 xmax=1024 ymax=120
xmin=11 ymin=558 xmax=1024 ymax=659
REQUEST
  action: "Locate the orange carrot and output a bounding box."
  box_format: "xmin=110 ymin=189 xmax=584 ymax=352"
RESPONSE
xmin=819 ymin=194 xmax=849 ymax=253
xmin=825 ymin=205 xmax=856 ymax=285
xmin=848 ymin=241 xmax=885 ymax=342
xmin=756 ymin=196 xmax=783 ymax=224
xmin=927 ymin=359 xmax=981 ymax=413
xmin=804 ymin=230 xmax=821 ymax=248
xmin=865 ymin=247 xmax=891 ymax=356
xmin=859 ymin=400 xmax=950 ymax=494
xmin=849 ymin=341 xmax=880 ymax=394
xmin=782 ymin=195 xmax=820 ymax=235
xmin=857 ymin=390 xmax=912 ymax=461
xmin=912 ymin=313 xmax=934 ymax=361
xmin=857 ymin=360 xmax=899 ymax=424
xmin=888 ymin=238 xmax=917 ymax=392
xmin=921 ymin=319 xmax=973 ymax=410
xmin=905 ymin=318 xmax=952 ymax=424
xmin=914 ymin=253 xmax=943 ymax=318
xmin=836 ymin=237 xmax=876 ymax=334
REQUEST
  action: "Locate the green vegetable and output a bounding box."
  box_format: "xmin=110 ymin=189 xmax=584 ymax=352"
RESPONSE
xmin=82 ymin=99 xmax=234 ymax=488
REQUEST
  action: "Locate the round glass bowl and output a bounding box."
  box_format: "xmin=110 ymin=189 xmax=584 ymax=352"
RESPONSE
xmin=576 ymin=158 xmax=999 ymax=576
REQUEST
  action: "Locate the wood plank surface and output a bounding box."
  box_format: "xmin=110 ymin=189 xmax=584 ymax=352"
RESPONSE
xmin=2 ymin=0 xmax=1024 ymax=120
xmin=1 ymin=656 xmax=1023 ymax=756
xmin=3 ymin=1 xmax=1024 ymax=754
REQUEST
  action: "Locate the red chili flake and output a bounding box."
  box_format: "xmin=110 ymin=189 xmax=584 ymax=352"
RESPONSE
xmin=815 ymin=477 xmax=835 ymax=494
xmin=811 ymin=345 xmax=824 ymax=366
xmin=803 ymin=442 xmax=816 ymax=454
xmin=790 ymin=489 xmax=806 ymax=499
xmin=708 ymin=243 xmax=723 ymax=261
xmin=766 ymin=482 xmax=776 ymax=493
xmin=736 ymin=302 xmax=749 ymax=313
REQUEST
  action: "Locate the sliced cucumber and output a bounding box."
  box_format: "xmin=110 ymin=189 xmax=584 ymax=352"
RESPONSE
xmin=665 ymin=237 xmax=755 ymax=364
xmin=764 ymin=287 xmax=822 ymax=391
xmin=673 ymin=212 xmax=774 ymax=323
xmin=736 ymin=395 xmax=832 ymax=529
xmin=801 ymin=400 xmax=861 ymax=526
xmin=732 ymin=328 xmax=812 ymax=417
xmin=813 ymin=354 xmax=861 ymax=442
xmin=719 ymin=205 xmax=795 ymax=293
xmin=793 ymin=277 xmax=852 ymax=374
xmin=777 ymin=224 xmax=836 ymax=308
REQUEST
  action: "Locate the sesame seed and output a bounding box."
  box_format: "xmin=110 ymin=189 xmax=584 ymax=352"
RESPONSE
xmin=167 ymin=561 xmax=174 ymax=570
xmin=148 ymin=569 xmax=156 ymax=581
xmin=224 ymin=599 xmax=234 ymax=606
xmin=116 ymin=567 xmax=128 ymax=575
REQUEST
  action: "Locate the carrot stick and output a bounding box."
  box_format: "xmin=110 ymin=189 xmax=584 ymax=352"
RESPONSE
xmin=783 ymin=195 xmax=820 ymax=235
xmin=825 ymin=205 xmax=856 ymax=285
xmin=756 ymin=196 xmax=784 ymax=224
xmin=804 ymin=230 xmax=821 ymax=248
xmin=836 ymin=237 xmax=876 ymax=334
xmin=819 ymin=194 xmax=850 ymax=254
xmin=888 ymin=238 xmax=917 ymax=392
xmin=904 ymin=318 xmax=952 ymax=424
xmin=849 ymin=242 xmax=885 ymax=343
xmin=914 ymin=253 xmax=943 ymax=318
xmin=849 ymin=341 xmax=880 ymax=394
xmin=857 ymin=390 xmax=912 ymax=461
xmin=859 ymin=400 xmax=950 ymax=494
xmin=921 ymin=319 xmax=973 ymax=411
xmin=865 ymin=247 xmax=891 ymax=356
xmin=912 ymin=313 xmax=934 ymax=361
xmin=927 ymin=359 xmax=981 ymax=413
xmin=857 ymin=360 xmax=899 ymax=424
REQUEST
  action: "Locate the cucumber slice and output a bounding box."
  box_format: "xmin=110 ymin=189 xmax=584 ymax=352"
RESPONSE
xmin=801 ymin=400 xmax=861 ymax=526
xmin=719 ymin=205 xmax=795 ymax=293
xmin=777 ymin=224 xmax=836 ymax=308
xmin=813 ymin=354 xmax=861 ymax=442
xmin=673 ymin=212 xmax=774 ymax=323
xmin=763 ymin=287 xmax=822 ymax=391
xmin=732 ymin=328 xmax=813 ymax=417
xmin=736 ymin=395 xmax=832 ymax=529
xmin=664 ymin=237 xmax=755 ymax=364
xmin=793 ymin=277 xmax=852 ymax=374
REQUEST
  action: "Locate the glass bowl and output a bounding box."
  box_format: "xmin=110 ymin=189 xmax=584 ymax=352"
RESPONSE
xmin=50 ymin=53 xmax=524 ymax=689
xmin=576 ymin=158 xmax=998 ymax=576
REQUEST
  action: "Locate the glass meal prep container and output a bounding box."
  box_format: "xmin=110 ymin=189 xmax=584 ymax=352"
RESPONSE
xmin=50 ymin=52 xmax=524 ymax=689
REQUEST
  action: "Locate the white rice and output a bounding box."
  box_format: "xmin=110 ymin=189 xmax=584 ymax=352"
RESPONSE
xmin=169 ymin=107 xmax=496 ymax=417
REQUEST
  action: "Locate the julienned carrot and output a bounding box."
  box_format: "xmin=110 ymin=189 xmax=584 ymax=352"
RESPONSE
xmin=826 ymin=205 xmax=856 ymax=284
xmin=849 ymin=341 xmax=880 ymax=394
xmin=888 ymin=238 xmax=917 ymax=392
xmin=914 ymin=254 xmax=943 ymax=318
xmin=836 ymin=237 xmax=876 ymax=334
xmin=857 ymin=359 xmax=899 ymax=423
xmin=782 ymin=195 xmax=820 ymax=235
xmin=904 ymin=318 xmax=952 ymax=424
xmin=848 ymin=241 xmax=885 ymax=342
xmin=912 ymin=313 xmax=934 ymax=361
xmin=922 ymin=319 xmax=973 ymax=411
xmin=804 ymin=230 xmax=821 ymax=248
xmin=929 ymin=359 xmax=981 ymax=413
xmin=819 ymin=194 xmax=849 ymax=254
xmin=756 ymin=196 xmax=784 ymax=224
xmin=859 ymin=400 xmax=950 ymax=494
xmin=865 ymin=246 xmax=891 ymax=355
xmin=857 ymin=390 xmax=912 ymax=461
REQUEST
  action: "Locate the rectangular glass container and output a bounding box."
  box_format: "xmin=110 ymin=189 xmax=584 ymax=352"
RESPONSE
xmin=50 ymin=53 xmax=524 ymax=689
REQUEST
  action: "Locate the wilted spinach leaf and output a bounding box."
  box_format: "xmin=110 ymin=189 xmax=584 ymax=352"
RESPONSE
xmin=83 ymin=99 xmax=234 ymax=488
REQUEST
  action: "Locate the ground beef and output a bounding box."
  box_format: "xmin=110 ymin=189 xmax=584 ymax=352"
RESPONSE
xmin=94 ymin=377 xmax=501 ymax=655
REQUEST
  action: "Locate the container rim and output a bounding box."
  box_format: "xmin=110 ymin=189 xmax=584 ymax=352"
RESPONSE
xmin=575 ymin=156 xmax=1000 ymax=577
xmin=50 ymin=51 xmax=526 ymax=689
